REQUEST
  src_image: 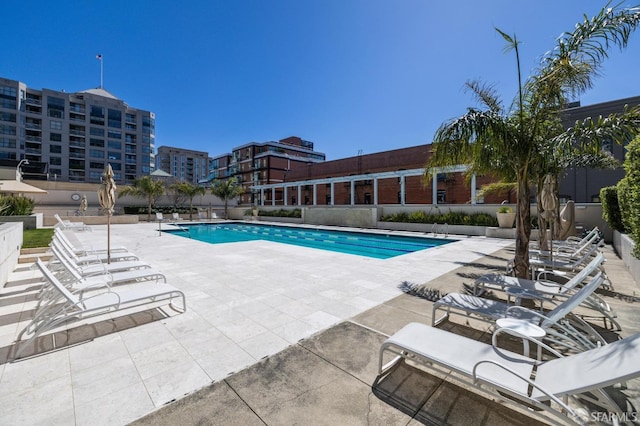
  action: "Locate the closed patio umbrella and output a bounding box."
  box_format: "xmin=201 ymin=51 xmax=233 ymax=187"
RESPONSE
xmin=539 ymin=174 xmax=558 ymax=263
xmin=98 ymin=164 xmax=116 ymax=263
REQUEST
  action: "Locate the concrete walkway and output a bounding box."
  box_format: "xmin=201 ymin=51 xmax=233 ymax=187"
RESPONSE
xmin=0 ymin=222 xmax=638 ymax=425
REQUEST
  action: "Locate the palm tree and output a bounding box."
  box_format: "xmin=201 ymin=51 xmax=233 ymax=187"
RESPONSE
xmin=170 ymin=181 xmax=206 ymax=221
xmin=210 ymin=178 xmax=244 ymax=219
xmin=118 ymin=175 xmax=166 ymax=222
xmin=426 ymin=3 xmax=640 ymax=278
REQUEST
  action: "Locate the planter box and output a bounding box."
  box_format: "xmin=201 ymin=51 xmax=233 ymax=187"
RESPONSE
xmin=496 ymin=212 xmax=516 ymax=228
xmin=0 ymin=213 xmax=43 ymax=230
xmin=378 ymin=221 xmax=487 ymax=236
xmin=254 ymin=216 xmax=303 ymax=224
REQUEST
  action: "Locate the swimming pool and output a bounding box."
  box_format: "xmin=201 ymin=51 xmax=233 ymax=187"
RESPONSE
xmin=163 ymin=223 xmax=452 ymax=259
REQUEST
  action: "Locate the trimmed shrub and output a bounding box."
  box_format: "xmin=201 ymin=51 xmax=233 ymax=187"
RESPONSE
xmin=254 ymin=208 xmax=302 ymax=218
xmin=0 ymin=195 xmax=35 ymax=216
xmin=600 ymin=186 xmax=625 ymax=232
xmin=617 ymin=135 xmax=640 ymax=258
xmin=380 ymin=210 xmax=498 ymax=227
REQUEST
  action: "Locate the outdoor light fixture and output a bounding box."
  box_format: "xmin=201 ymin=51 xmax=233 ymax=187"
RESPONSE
xmin=16 ymin=159 xmax=30 ymax=181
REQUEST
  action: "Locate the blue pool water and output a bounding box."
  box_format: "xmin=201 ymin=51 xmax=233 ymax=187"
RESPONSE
xmin=163 ymin=223 xmax=452 ymax=259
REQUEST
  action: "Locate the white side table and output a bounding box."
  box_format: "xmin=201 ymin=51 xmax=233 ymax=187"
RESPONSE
xmin=495 ymin=318 xmax=546 ymax=360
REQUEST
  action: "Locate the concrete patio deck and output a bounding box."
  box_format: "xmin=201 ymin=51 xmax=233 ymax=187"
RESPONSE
xmin=0 ymin=221 xmax=638 ymax=425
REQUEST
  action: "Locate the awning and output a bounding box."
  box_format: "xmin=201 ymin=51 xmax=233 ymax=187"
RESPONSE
xmin=0 ymin=180 xmax=48 ymax=194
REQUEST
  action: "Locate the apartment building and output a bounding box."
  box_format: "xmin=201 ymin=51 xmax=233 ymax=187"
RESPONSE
xmin=206 ymin=136 xmax=326 ymax=205
xmin=156 ymin=146 xmax=209 ymax=183
xmin=0 ymin=77 xmax=155 ymax=184
xmin=559 ymin=95 xmax=640 ymax=202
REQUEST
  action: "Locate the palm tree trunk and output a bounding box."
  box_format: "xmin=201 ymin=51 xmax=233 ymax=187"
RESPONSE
xmin=513 ymin=176 xmax=532 ymax=279
xmin=147 ymin=196 xmax=152 ymax=222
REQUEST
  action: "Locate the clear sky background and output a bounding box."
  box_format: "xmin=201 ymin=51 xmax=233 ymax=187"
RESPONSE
xmin=3 ymin=1 xmax=639 ymax=161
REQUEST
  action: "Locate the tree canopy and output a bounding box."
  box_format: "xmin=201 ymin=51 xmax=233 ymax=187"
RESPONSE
xmin=426 ymin=2 xmax=640 ymax=278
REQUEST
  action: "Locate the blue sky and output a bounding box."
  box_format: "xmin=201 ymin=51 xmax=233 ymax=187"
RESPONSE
xmin=3 ymin=1 xmax=639 ymax=161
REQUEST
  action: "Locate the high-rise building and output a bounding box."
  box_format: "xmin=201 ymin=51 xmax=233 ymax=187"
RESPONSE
xmin=208 ymin=136 xmax=326 ymax=205
xmin=156 ymin=146 xmax=210 ymax=183
xmin=0 ymin=77 xmax=155 ymax=184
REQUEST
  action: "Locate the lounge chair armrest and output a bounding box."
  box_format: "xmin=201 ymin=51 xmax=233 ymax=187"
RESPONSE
xmin=491 ymin=327 xmax=563 ymax=358
xmin=472 ymin=359 xmax=577 ymax=416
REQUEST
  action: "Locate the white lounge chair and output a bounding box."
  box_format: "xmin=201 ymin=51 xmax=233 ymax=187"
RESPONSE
xmin=14 ymin=259 xmax=185 ymax=360
xmin=378 ymin=323 xmax=640 ymax=426
xmin=172 ymin=212 xmax=180 ymax=221
xmin=54 ymin=228 xmax=128 ymax=255
xmin=473 ymin=253 xmax=619 ymax=331
xmin=48 ymin=243 xmax=166 ymax=297
xmin=530 ymin=226 xmax=601 ymax=251
xmin=49 ymin=239 xmax=152 ymax=276
xmin=529 ymin=229 xmax=602 ymax=260
xmin=433 ymin=272 xmax=608 ymax=352
xmin=54 ymin=213 xmax=91 ymax=231
xmin=51 ymin=237 xmax=139 ymax=265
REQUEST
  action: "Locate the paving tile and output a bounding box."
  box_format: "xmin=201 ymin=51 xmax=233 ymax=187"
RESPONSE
xmin=142 ymin=359 xmax=211 ymax=406
xmin=72 ymin=355 xmax=141 ymax=406
xmin=74 ymin=380 xmax=155 ymax=426
xmin=130 ymin=340 xmax=194 ymax=380
xmin=0 ymin=348 xmax=69 ymax=396
xmin=0 ymin=373 xmax=73 ymax=425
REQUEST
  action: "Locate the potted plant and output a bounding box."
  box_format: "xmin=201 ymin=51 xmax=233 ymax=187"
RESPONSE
xmin=496 ymin=206 xmax=516 ymax=228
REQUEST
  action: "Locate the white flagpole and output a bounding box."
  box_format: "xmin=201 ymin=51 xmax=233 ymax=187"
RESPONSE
xmin=96 ymin=54 xmax=103 ymax=88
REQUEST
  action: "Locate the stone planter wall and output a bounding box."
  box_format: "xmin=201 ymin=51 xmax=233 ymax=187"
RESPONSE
xmin=613 ymin=231 xmax=640 ymax=285
xmin=0 ymin=222 xmax=22 ymax=286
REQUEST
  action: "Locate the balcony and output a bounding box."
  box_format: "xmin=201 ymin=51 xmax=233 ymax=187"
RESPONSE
xmin=25 ymin=96 xmax=41 ymax=105
xmin=69 ymin=129 xmax=86 ymax=137
xmin=25 ymin=135 xmax=42 ymax=142
xmin=25 ymin=123 xmax=42 ymax=130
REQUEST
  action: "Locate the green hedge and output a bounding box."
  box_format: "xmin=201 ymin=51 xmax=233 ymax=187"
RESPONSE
xmin=380 ymin=210 xmax=498 ymax=227
xmin=246 ymin=208 xmax=302 ymax=218
xmin=617 ymin=135 xmax=640 ymax=258
xmin=123 ymin=206 xmax=197 ymax=215
xmin=600 ymin=186 xmax=625 ymax=232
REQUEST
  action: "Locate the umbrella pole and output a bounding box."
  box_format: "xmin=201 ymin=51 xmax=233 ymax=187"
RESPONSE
xmin=107 ymin=214 xmax=111 ymax=264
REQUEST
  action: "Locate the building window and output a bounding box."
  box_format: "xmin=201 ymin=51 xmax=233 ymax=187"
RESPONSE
xmin=364 ymin=193 xmax=372 ymax=204
xmin=50 ymin=145 xmax=62 ymax=154
xmin=90 ymin=106 xmax=105 ymax=125
xmin=108 ymin=109 xmax=122 ymax=128
xmin=50 ymin=133 xmax=62 ymax=142
xmin=0 ymin=111 xmax=17 ymax=122
xmin=108 ymin=152 xmax=121 ymax=160
xmin=0 ymin=124 xmax=16 ymax=135
xmin=0 ymin=137 xmax=16 ymax=148
xmin=90 ymin=138 xmax=105 ymax=147
xmin=90 ymin=161 xmax=104 ymax=169
xmin=107 ymin=130 xmax=122 ymax=139
xmin=90 ymin=127 xmax=105 ymax=136
xmin=108 ymin=140 xmax=122 ymax=150
xmin=50 ymin=121 xmax=62 ymax=130
xmin=50 ymin=157 xmax=62 ymax=166
xmin=47 ymin=96 xmax=65 ymax=118
xmin=0 ymin=85 xmax=17 ymax=109
xmin=90 ymin=149 xmax=104 ymax=158
xmin=437 ymin=190 xmax=446 ymax=203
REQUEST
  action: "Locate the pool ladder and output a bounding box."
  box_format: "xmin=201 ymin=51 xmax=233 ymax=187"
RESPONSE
xmin=431 ymin=223 xmax=449 ymax=238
